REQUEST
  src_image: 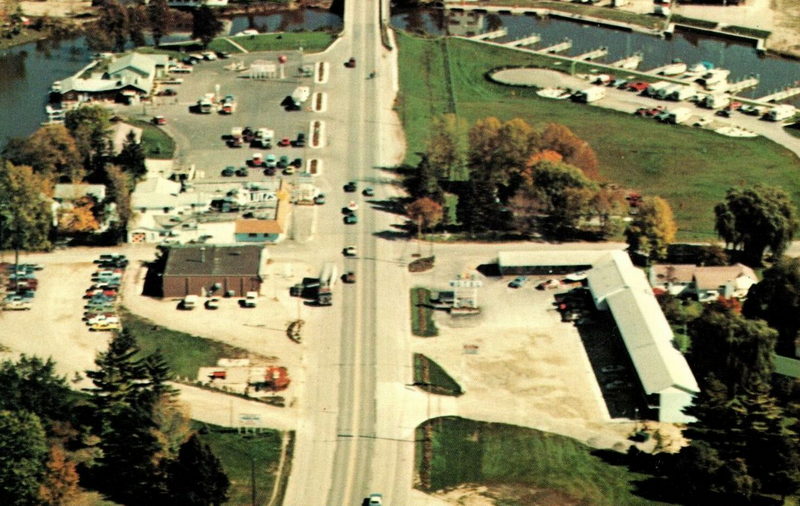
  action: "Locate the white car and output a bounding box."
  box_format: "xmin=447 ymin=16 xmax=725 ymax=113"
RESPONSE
xmin=368 ymin=493 xmax=383 ymax=505
xmin=346 ymin=200 xmax=358 ymax=211
xmin=343 ymin=246 xmax=357 ymax=257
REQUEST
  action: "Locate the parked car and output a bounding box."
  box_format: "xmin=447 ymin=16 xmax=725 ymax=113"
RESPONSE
xmin=205 ymin=297 xmax=220 ymax=310
xmin=91 ymin=321 xmax=121 ymax=331
xmin=278 ymin=137 xmax=291 ymax=147
xmin=342 ymin=271 xmax=356 ymax=283
xmin=152 ymin=115 xmax=166 ymax=125
xmin=265 ymin=154 xmax=278 ymax=168
xmin=343 ymin=181 xmax=357 ymax=192
xmin=345 ymin=57 xmax=356 ymax=68
xmin=295 ymin=132 xmax=306 ymax=147
xmin=368 ymin=493 xmax=383 ymax=505
xmin=508 ymin=276 xmax=528 ymax=288
xmin=314 ymin=193 xmax=326 ymax=205
xmin=283 ymin=166 xmax=295 ymax=175
xmin=626 ymin=81 xmax=650 ymax=92
xmin=221 ymin=166 xmax=236 ymax=177
xmin=277 ymin=155 xmax=289 ymax=169
xmin=362 ymin=187 xmax=374 ymax=197
xmin=156 ymin=88 xmax=177 ymax=96
xmin=235 ymin=167 xmax=249 ymax=177
xmin=343 ymin=246 xmax=357 ymax=256
xmin=344 ymin=213 xmax=358 ymax=224
xmin=536 ymin=279 xmax=560 ymax=290
xmin=291 ymin=157 xmax=303 ymax=168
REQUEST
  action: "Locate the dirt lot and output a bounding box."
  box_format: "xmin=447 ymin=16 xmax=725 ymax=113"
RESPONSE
xmin=401 ymin=243 xmax=638 ymax=450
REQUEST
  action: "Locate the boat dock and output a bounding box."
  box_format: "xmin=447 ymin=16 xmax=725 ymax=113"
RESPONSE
xmin=539 ymin=38 xmax=572 ymax=54
xmin=725 ymin=75 xmax=760 ymax=94
xmin=470 ymin=28 xmax=507 ymax=41
xmin=610 ymin=53 xmax=643 ymax=70
xmin=757 ymin=84 xmax=800 ymax=103
xmin=576 ymin=46 xmax=608 ymax=61
xmin=504 ymin=33 xmax=541 ymax=47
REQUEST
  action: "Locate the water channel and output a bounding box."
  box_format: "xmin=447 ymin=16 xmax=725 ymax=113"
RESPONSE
xmin=391 ymin=8 xmax=800 ymax=104
xmin=0 ymin=9 xmax=342 ymax=147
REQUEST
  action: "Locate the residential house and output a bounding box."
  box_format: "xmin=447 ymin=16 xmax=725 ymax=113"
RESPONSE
xmin=649 ymin=263 xmax=758 ymax=301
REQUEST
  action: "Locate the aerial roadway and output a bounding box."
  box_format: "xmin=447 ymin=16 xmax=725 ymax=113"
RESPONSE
xmin=283 ymin=0 xmax=417 ymax=504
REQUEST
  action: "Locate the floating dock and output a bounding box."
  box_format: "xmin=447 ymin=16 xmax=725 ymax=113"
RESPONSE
xmin=757 ymin=85 xmax=800 ymax=103
xmin=576 ymin=46 xmax=608 ymax=61
xmin=725 ymin=75 xmax=760 ymax=94
xmin=504 ymin=33 xmax=541 ymax=47
xmin=539 ymin=38 xmax=572 ymax=54
xmin=470 ymin=28 xmax=508 ymax=41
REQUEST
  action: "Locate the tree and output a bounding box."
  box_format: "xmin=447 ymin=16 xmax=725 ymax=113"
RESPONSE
xmin=714 ymin=185 xmax=798 ymax=266
xmin=467 ymin=116 xmax=502 ymax=180
xmin=406 ymin=197 xmax=444 ymax=239
xmin=147 ymin=0 xmax=174 ymax=47
xmin=65 ymin=105 xmax=112 ymax=178
xmin=527 ymin=160 xmax=596 ymax=236
xmin=624 ymin=196 xmax=677 ymax=261
xmin=38 ymin=444 xmax=80 ymax=505
xmin=0 ymin=162 xmax=53 ymax=256
xmin=58 ymin=195 xmax=100 ymax=234
xmin=455 ymin=178 xmax=503 ymax=236
xmin=537 ymin=123 xmax=599 ymax=180
xmin=191 ymin=6 xmax=223 ymax=49
xmin=687 ymin=302 xmax=777 ymax=398
xmin=116 ymin=130 xmax=147 ymax=181
xmin=127 ymin=4 xmax=148 ymax=48
xmin=0 ymin=356 xmax=71 ymax=427
xmin=467 ymin=117 xmax=538 ymax=192
xmin=3 ymin=124 xmax=83 ymax=183
xmin=89 ymin=0 xmax=129 ymax=52
xmin=0 ymin=410 xmax=48 ymax=505
xmin=743 ymin=257 xmax=800 ymax=356
xmin=86 ymin=330 xmax=168 ymax=503
xmin=104 ymin=164 xmax=132 ymax=244
xmin=426 ymin=114 xmax=467 ymax=182
xmin=167 ymin=434 xmax=229 ymax=505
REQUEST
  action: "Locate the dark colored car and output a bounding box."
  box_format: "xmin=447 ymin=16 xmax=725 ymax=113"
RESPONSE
xmin=295 ymin=132 xmax=306 ymax=147
xmin=277 ymin=155 xmax=289 ymax=169
xmin=291 ymin=157 xmax=303 ymax=168
xmin=362 ymin=187 xmax=374 ymax=197
xmin=345 ymin=57 xmax=356 ymax=68
xmin=221 ymin=166 xmax=235 ymax=177
xmin=235 ymin=167 xmax=249 ymax=177
xmin=343 ymin=181 xmax=357 ymax=192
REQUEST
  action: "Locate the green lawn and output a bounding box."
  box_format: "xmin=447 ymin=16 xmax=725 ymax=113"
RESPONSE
xmin=121 ymin=310 xmax=249 ymax=380
xmin=419 ymin=417 xmax=667 ymax=505
xmin=410 ymin=287 xmax=438 ymax=337
xmin=196 ymin=427 xmax=284 ymax=505
xmin=414 ymin=353 xmax=463 ymax=396
xmin=125 ymin=119 xmax=175 ymax=159
xmin=208 ymin=32 xmax=337 ymax=54
xmin=396 ymin=32 xmax=800 ymax=239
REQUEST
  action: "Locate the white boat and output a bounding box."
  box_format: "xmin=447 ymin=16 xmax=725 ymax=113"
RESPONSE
xmin=536 ymin=87 xmax=572 ymax=100
xmin=660 ymin=61 xmax=687 ymax=76
xmin=714 ymin=126 xmax=758 ymax=138
xmin=697 ymin=69 xmax=731 ymax=90
xmin=612 ymin=52 xmax=643 ymax=70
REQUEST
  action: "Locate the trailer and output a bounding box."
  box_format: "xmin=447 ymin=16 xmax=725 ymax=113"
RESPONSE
xmin=668 ymin=86 xmax=697 ymax=102
xmin=574 ymin=86 xmax=606 ymax=103
xmin=656 ymin=84 xmax=681 ymax=100
xmin=291 ymin=86 xmax=310 ymax=108
xmin=664 ymin=107 xmax=692 ymax=124
xmin=766 ymin=104 xmax=797 ymax=122
xmin=316 ymin=262 xmax=338 ymax=306
xmin=255 ymin=128 xmax=274 ymax=148
xmin=702 ymin=94 xmax=730 ymax=110
xmin=644 ymin=81 xmax=670 ymax=97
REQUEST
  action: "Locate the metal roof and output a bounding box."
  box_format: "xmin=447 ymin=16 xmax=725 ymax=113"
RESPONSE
xmin=589 ymin=251 xmax=699 ymax=396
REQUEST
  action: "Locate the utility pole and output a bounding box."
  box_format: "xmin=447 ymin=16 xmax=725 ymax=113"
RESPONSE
xmin=251 ymin=456 xmax=256 ymax=506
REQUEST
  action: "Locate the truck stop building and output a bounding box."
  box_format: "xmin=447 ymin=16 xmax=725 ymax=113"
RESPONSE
xmin=161 ymin=244 xmax=266 ymax=297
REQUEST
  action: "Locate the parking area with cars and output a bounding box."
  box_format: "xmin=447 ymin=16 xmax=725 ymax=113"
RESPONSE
xmin=2 ymin=262 xmax=43 ymax=311
xmin=82 ymin=254 xmax=128 ymax=332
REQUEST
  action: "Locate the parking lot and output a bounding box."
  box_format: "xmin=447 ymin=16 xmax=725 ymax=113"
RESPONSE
xmin=133 ymin=50 xmax=316 ymax=182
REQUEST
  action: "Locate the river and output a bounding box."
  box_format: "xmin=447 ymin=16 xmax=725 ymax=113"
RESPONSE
xmin=391 ymin=8 xmax=800 ymax=104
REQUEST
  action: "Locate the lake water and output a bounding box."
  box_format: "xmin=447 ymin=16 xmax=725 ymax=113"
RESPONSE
xmin=391 ymin=8 xmax=800 ymax=103
xmin=0 ymin=9 xmax=342 ymax=148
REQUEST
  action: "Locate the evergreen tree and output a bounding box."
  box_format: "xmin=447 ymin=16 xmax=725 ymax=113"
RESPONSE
xmin=455 ymin=179 xmax=503 ymax=236
xmin=0 ymin=355 xmax=71 ymax=428
xmin=168 ymin=434 xmax=229 ymax=505
xmin=86 ymin=330 xmax=167 ymax=503
xmin=0 ymin=410 xmax=48 ymax=505
xmin=116 ymin=130 xmax=147 ymax=181
xmin=191 ymin=6 xmax=223 ymax=49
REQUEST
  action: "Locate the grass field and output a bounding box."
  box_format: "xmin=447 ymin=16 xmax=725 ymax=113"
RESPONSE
xmin=410 ymin=287 xmax=438 ymax=337
xmin=413 ymin=353 xmax=463 ymax=396
xmin=121 ymin=310 xmax=248 ymax=380
xmin=208 ymin=32 xmax=336 ymax=54
xmin=396 ymin=32 xmax=800 ymax=239
xmin=418 ymin=417 xmax=666 ymax=505
xmin=125 ymin=118 xmax=176 ymax=159
xmin=196 ymin=426 xmax=284 ymax=505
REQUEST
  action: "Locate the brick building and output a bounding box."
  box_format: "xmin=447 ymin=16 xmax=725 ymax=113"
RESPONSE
xmin=161 ymin=244 xmax=266 ymax=298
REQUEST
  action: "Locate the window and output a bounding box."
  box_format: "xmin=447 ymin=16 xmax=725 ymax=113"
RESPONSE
xmin=248 ymin=233 xmax=258 ymax=238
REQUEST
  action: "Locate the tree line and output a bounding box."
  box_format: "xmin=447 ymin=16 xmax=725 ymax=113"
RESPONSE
xmin=87 ymin=0 xmax=223 ymax=51
xmin=408 ymin=115 xmax=798 ymax=268
xmin=0 ymin=331 xmax=229 ymax=504
xmin=0 ymin=104 xmax=145 ymax=248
